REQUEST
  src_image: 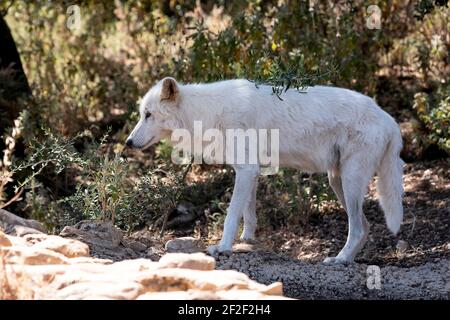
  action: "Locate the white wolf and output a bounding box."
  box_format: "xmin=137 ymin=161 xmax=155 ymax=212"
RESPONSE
xmin=126 ymin=77 xmax=404 ymax=263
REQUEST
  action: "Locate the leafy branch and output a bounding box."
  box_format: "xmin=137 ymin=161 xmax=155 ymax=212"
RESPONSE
xmin=250 ymin=55 xmax=340 ymax=100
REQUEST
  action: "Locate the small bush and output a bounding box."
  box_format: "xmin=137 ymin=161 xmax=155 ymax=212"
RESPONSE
xmin=413 ymin=85 xmax=450 ymax=154
xmin=1 ymin=1 xmax=448 ymax=236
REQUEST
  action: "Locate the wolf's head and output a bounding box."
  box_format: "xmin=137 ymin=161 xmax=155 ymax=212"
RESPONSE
xmin=126 ymin=77 xmax=180 ymax=149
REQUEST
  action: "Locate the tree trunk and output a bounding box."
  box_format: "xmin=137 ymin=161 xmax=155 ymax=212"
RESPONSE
xmin=0 ymin=14 xmax=31 ymax=130
xmin=0 ymin=14 xmax=30 ymax=157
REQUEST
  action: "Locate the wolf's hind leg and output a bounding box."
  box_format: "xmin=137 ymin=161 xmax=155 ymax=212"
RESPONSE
xmin=240 ymin=180 xmax=258 ymax=241
xmin=324 ymin=155 xmax=373 ymax=264
xmin=328 ymin=170 xmax=347 ymax=212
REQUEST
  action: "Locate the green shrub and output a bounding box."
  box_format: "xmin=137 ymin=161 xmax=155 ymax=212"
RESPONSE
xmin=413 ymin=85 xmax=450 ymax=154
xmin=2 ymin=1 xmax=449 ymax=234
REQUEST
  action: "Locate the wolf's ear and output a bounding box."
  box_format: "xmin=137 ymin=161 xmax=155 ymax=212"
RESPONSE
xmin=160 ymin=77 xmax=179 ymax=102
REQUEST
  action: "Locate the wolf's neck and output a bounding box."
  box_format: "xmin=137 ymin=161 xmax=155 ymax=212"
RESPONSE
xmin=177 ymin=85 xmax=224 ymax=133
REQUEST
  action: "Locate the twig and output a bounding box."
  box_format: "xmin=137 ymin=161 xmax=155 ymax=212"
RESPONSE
xmin=159 ymin=206 xmax=172 ymax=239
xmin=409 ymin=212 xmax=416 ymax=238
xmin=1 ymin=0 xmax=15 ymax=17
xmin=0 ymin=188 xmax=23 ymax=209
xmin=181 ymin=160 xmax=193 ymax=182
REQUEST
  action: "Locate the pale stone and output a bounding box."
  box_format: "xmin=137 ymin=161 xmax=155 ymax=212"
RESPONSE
xmin=0 ymin=230 xmax=12 ymax=247
xmin=260 ymin=282 xmax=283 ymax=296
xmin=165 ymin=237 xmax=205 ymax=253
xmin=69 ymin=257 xmax=113 ymax=265
xmin=214 ymin=289 xmax=289 ymax=300
xmin=10 ymin=225 xmax=44 ymax=237
xmin=1 ymin=246 xmax=69 ymax=265
xmin=22 ymin=233 xmax=49 ymax=244
xmin=137 ymin=290 xmax=218 ymax=300
xmin=31 ymin=235 xmax=90 ymax=258
xmin=52 ymin=281 xmax=144 ymax=300
xmin=5 ymin=234 xmax=27 ymax=247
xmin=108 ymin=258 xmax=157 ymax=272
xmin=138 ymin=268 xmax=268 ymax=292
xmin=0 ymin=211 xmax=287 ymax=300
xmin=136 ymin=289 xmax=289 ymax=300
xmin=158 ymin=253 xmax=215 ymax=271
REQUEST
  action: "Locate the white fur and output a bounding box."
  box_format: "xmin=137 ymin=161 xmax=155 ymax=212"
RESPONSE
xmin=127 ymin=78 xmax=404 ymax=263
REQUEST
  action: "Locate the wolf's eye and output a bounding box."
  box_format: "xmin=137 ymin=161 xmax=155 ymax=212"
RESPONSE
xmin=145 ymin=112 xmax=152 ymax=120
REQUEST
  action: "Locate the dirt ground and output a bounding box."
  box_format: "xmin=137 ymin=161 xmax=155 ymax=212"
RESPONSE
xmin=78 ymin=160 xmax=449 ymax=299
xmin=215 ymin=251 xmax=449 ymax=299
xmin=213 ymin=160 xmax=449 ymax=299
xmin=254 ymin=160 xmax=450 ymax=268
xmin=208 ymin=160 xmax=449 ymax=299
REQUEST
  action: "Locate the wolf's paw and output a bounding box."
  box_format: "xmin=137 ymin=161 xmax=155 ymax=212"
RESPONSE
xmin=239 ymin=229 xmax=256 ymax=242
xmin=206 ymin=245 xmax=232 ymax=258
xmin=239 ymin=235 xmax=257 ymax=243
xmin=323 ymin=256 xmax=352 ymax=265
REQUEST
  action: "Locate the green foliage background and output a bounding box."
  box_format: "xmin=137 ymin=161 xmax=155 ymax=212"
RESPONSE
xmin=0 ymin=0 xmax=448 ymax=233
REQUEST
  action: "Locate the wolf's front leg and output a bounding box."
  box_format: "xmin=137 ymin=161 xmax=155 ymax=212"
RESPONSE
xmin=207 ymin=165 xmax=259 ymax=256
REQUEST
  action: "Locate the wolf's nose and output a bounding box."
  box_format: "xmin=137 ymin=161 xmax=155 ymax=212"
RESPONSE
xmin=125 ymin=139 xmax=133 ymax=147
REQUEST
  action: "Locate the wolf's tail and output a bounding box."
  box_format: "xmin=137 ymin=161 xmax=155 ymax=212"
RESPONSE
xmin=376 ymin=128 xmax=404 ymax=234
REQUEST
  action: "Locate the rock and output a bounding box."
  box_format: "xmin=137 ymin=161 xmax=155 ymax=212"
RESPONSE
xmin=137 ymin=268 xmax=278 ymax=293
xmin=0 ymin=209 xmax=45 ymax=233
xmin=165 ymin=202 xmax=199 ymax=228
xmin=20 ymin=233 xmax=88 ymax=258
xmin=165 ymin=237 xmax=205 ymax=253
xmin=128 ymin=229 xmax=154 ymax=247
xmin=396 ymin=240 xmax=409 ymax=252
xmin=5 ymin=233 xmax=26 ymax=247
xmin=31 ymin=235 xmax=90 ymax=258
xmin=233 ymin=242 xmax=258 ymax=253
xmin=54 ymin=281 xmax=144 ymax=300
xmin=214 ymin=289 xmax=288 ymax=300
xmin=10 ymin=225 xmax=44 ymax=237
xmin=145 ymin=246 xmax=163 ymax=261
xmin=1 ymin=212 xmax=148 ymax=261
xmin=158 ymin=253 xmax=215 ymax=271
xmin=60 ymin=220 xmax=134 ymax=261
xmin=123 ymin=240 xmax=147 ymax=252
xmin=260 ymin=282 xmax=284 ymax=296
xmin=0 ymin=219 xmax=285 ymax=300
xmin=22 ymin=233 xmax=50 ymax=244
xmin=137 ymin=291 xmax=217 ymax=300
xmin=69 ymin=257 xmax=113 ymax=265
xmin=137 ymin=289 xmax=288 ymax=300
xmin=0 ymin=246 xmax=69 ymax=265
xmin=0 ymin=230 xmax=12 ymax=247
xmin=60 ymin=220 xmax=122 ymax=249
